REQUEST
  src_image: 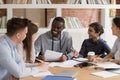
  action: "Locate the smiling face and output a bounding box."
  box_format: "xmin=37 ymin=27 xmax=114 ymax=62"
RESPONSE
xmin=88 ymin=27 xmax=99 ymax=39
xmin=51 ymin=20 xmax=64 ymax=37
xmin=112 ymin=21 xmax=120 ymax=36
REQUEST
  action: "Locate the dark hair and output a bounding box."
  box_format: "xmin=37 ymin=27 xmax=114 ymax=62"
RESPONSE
xmin=89 ymin=22 xmax=104 ymax=36
xmin=52 ymin=17 xmax=65 ymax=28
xmin=6 ymin=17 xmax=31 ymax=36
xmin=22 ymin=22 xmax=38 ymax=62
xmin=113 ymin=16 xmax=120 ymax=29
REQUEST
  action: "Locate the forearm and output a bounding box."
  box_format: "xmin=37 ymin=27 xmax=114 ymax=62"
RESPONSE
xmin=103 ymin=52 xmax=114 ymax=61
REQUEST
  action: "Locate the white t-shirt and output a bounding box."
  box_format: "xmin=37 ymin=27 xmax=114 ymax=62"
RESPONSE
xmin=111 ymin=38 xmax=120 ymax=59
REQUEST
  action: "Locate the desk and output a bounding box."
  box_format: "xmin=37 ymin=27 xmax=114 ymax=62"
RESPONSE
xmin=20 ymin=67 xmax=120 ymax=80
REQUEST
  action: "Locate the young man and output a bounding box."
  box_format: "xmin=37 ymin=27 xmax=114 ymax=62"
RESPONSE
xmin=0 ymin=18 xmax=48 ymax=80
xmin=35 ymin=17 xmax=78 ymax=62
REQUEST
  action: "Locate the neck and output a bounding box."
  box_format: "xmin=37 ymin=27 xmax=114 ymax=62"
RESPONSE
xmin=7 ymin=35 xmax=18 ymax=45
xmin=92 ymin=37 xmax=99 ymax=42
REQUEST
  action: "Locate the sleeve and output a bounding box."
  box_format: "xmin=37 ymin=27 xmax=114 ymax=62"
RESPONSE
xmin=65 ymin=34 xmax=74 ymax=59
xmin=102 ymin=40 xmax=111 ymax=54
xmin=34 ymin=35 xmax=42 ymax=57
xmin=111 ymin=38 xmax=118 ymax=54
xmin=30 ymin=42 xmax=36 ymax=63
xmin=0 ymin=46 xmax=32 ymax=78
xmin=79 ymin=40 xmax=87 ymax=58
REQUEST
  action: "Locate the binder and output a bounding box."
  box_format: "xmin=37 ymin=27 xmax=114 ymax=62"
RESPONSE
xmin=42 ymin=75 xmax=76 ymax=80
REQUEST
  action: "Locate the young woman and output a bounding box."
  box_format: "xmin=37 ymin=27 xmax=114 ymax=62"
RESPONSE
xmin=97 ymin=16 xmax=120 ymax=64
xmin=17 ymin=22 xmax=38 ymax=63
xmin=79 ymin=22 xmax=111 ymax=58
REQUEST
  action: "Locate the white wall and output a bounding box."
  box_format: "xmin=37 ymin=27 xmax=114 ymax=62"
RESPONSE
xmin=0 ymin=28 xmax=116 ymax=51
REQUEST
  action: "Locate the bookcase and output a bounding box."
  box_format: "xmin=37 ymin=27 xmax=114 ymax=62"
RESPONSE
xmin=0 ymin=0 xmax=119 ymax=50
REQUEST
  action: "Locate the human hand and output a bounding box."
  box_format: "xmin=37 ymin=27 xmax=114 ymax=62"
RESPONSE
xmin=37 ymin=62 xmax=49 ymax=72
xmin=59 ymin=55 xmax=67 ymax=62
xmin=93 ymin=57 xmax=103 ymax=63
xmin=36 ymin=55 xmax=45 ymax=61
xmin=73 ymin=50 xmax=79 ymax=58
xmin=9 ymin=75 xmax=19 ymax=80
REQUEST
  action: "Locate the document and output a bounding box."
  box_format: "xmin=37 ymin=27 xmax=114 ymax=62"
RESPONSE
xmin=95 ymin=62 xmax=120 ymax=70
xmin=42 ymin=75 xmax=77 ymax=80
xmin=73 ymin=58 xmax=88 ymax=62
xmin=49 ymin=60 xmax=81 ymax=68
xmin=44 ymin=50 xmax=63 ymax=61
xmin=91 ymin=71 xmax=119 ymax=78
xmin=31 ymin=67 xmax=53 ymax=77
xmin=55 ymin=70 xmax=79 ymax=77
xmin=107 ymin=69 xmax=120 ymax=74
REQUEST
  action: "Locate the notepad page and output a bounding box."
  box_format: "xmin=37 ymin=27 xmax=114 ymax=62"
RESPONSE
xmin=91 ymin=71 xmax=119 ymax=78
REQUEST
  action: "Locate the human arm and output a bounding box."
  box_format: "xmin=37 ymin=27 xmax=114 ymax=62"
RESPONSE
xmin=101 ymin=40 xmax=111 ymax=57
xmin=30 ymin=42 xmax=36 ymax=63
xmin=79 ymin=40 xmax=87 ymax=58
xmin=34 ymin=35 xmax=42 ymax=57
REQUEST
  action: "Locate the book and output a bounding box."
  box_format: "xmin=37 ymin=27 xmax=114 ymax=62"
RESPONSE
xmin=55 ymin=70 xmax=79 ymax=77
xmin=42 ymin=75 xmax=76 ymax=80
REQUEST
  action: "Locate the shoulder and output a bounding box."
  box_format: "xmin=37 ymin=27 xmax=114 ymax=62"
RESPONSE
xmin=98 ymin=38 xmax=106 ymax=44
xmin=37 ymin=31 xmax=51 ymax=40
xmin=62 ymin=31 xmax=71 ymax=38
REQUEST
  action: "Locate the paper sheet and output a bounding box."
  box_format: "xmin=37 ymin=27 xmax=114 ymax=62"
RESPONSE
xmin=91 ymin=71 xmax=119 ymax=78
xmin=95 ymin=62 xmax=120 ymax=69
xmin=31 ymin=67 xmax=53 ymax=77
xmin=73 ymin=58 xmax=88 ymax=62
xmin=44 ymin=50 xmax=63 ymax=61
xmin=49 ymin=60 xmax=81 ymax=68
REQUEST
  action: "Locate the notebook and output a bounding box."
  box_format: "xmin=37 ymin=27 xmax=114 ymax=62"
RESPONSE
xmin=42 ymin=75 xmax=77 ymax=80
xmin=55 ymin=70 xmax=79 ymax=77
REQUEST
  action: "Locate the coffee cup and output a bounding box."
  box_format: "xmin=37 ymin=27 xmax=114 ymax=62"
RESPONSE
xmin=87 ymin=51 xmax=95 ymax=62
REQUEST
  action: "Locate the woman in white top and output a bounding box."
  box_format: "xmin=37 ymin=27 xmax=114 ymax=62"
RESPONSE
xmin=95 ymin=16 xmax=120 ymax=64
xmin=17 ymin=22 xmax=38 ymax=63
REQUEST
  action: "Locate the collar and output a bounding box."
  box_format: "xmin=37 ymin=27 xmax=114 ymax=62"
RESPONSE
xmin=4 ymin=34 xmax=16 ymax=49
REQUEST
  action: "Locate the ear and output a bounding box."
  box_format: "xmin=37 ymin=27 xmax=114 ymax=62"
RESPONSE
xmin=16 ymin=33 xmax=20 ymax=39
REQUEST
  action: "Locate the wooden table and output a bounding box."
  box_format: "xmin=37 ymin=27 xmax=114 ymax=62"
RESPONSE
xmin=20 ymin=67 xmax=120 ymax=80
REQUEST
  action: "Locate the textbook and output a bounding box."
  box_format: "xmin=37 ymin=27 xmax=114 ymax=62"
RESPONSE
xmin=55 ymin=70 xmax=79 ymax=77
xmin=42 ymin=75 xmax=77 ymax=80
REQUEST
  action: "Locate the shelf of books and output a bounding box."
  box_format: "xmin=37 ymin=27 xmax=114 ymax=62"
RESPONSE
xmin=0 ymin=0 xmax=118 ymax=32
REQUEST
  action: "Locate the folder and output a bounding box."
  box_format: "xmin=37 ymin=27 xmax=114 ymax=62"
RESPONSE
xmin=42 ymin=75 xmax=76 ymax=80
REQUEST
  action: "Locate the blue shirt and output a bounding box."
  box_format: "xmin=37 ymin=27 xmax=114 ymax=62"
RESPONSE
xmin=79 ymin=38 xmax=111 ymax=58
xmin=0 ymin=35 xmax=32 ymax=80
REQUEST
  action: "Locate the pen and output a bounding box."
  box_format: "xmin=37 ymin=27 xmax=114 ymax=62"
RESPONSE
xmin=35 ymin=58 xmax=44 ymax=63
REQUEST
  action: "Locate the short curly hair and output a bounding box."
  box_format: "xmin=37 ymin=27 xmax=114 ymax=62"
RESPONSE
xmin=89 ymin=22 xmax=104 ymax=36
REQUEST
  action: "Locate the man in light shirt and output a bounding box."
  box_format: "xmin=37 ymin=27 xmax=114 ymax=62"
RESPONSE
xmin=0 ymin=18 xmax=48 ymax=80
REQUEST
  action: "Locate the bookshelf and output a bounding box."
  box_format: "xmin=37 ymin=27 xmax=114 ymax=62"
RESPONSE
xmin=0 ymin=0 xmax=119 ymax=48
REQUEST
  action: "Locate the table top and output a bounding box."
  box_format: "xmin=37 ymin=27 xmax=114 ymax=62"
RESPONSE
xmin=20 ymin=67 xmax=120 ymax=80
